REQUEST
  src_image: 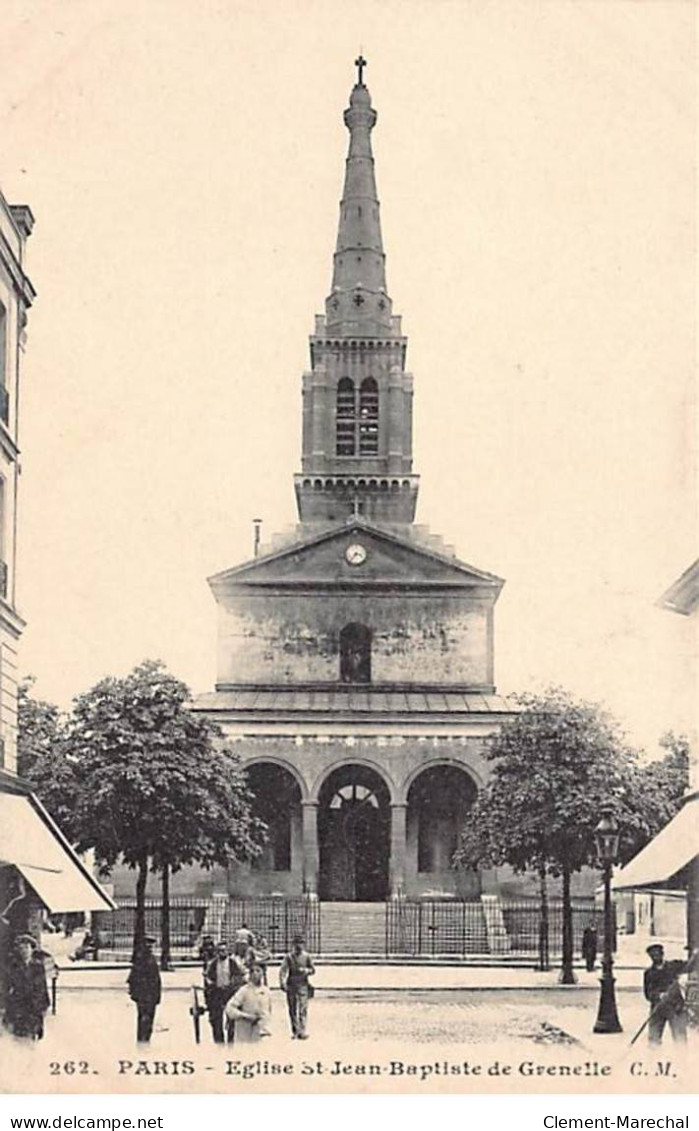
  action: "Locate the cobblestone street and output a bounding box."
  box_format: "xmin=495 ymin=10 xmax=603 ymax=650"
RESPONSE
xmin=2 ymin=977 xmax=695 ymax=1095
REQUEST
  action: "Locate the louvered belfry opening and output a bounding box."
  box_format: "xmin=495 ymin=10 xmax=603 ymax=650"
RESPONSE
xmin=336 ymin=377 xmax=356 ymax=455
xmin=359 ymin=377 xmax=379 ymax=454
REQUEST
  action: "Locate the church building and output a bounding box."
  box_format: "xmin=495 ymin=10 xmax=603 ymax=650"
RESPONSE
xmin=192 ymin=61 xmax=518 ymax=910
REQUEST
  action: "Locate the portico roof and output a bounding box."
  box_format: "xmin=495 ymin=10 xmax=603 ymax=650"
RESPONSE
xmin=195 ymin=685 xmax=515 ymax=720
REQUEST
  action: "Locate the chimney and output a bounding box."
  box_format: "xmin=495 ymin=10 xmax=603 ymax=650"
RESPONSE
xmin=253 ymin=518 xmax=262 ymax=558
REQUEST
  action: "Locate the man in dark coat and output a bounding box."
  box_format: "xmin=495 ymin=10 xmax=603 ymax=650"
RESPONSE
xmin=204 ymin=942 xmax=247 ymax=1043
xmin=4 ymin=935 xmax=50 ymax=1040
xmin=581 ymin=924 xmax=598 ymax=972
xmin=643 ymin=943 xmax=694 ymax=1045
xmin=127 ymin=936 xmax=162 ymax=1043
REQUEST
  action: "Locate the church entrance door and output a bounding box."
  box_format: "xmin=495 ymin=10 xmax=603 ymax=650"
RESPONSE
xmin=318 ymin=765 xmax=390 ymax=901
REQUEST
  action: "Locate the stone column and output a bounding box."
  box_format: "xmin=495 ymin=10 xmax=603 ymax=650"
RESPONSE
xmin=302 ymin=802 xmax=319 ymax=897
xmin=389 ymin=803 xmax=408 ymax=897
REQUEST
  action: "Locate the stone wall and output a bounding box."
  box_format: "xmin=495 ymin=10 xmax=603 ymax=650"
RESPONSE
xmin=217 ymin=591 xmax=492 ymax=687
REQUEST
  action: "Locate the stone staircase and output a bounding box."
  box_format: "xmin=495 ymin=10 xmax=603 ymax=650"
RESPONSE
xmin=320 ymin=902 xmax=386 ymax=955
xmin=480 ymin=894 xmax=511 ymax=955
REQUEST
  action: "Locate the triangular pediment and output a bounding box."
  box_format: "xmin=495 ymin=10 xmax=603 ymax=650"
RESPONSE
xmin=209 ymin=519 xmax=503 ymax=594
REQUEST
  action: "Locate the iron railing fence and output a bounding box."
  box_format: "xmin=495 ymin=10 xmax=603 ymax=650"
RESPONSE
xmin=385 ymin=897 xmax=610 ymax=958
xmin=97 ymin=898 xmax=209 ymax=954
xmin=386 ymin=898 xmax=489 ymax=956
xmin=98 ymin=896 xmax=321 ymax=957
xmin=499 ymin=899 xmax=612 ymax=957
xmin=97 ymin=895 xmax=607 ymax=960
xmin=221 ymin=897 xmax=321 ymax=957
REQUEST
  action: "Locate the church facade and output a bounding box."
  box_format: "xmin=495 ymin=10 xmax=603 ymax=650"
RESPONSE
xmin=192 ymin=67 xmax=518 ymax=904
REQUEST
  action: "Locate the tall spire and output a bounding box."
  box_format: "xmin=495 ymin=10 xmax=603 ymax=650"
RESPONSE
xmin=294 ymin=62 xmax=418 ymax=527
xmin=325 ymin=62 xmax=393 ymax=337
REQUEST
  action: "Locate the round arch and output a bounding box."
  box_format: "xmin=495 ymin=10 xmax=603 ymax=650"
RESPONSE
xmin=315 ymin=761 xmax=393 ymax=902
xmin=400 ymin=757 xmax=483 ymax=805
xmin=244 ymin=760 xmax=305 ymax=877
xmin=243 ymin=755 xmax=309 ymax=802
xmin=310 ymin=756 xmax=397 ymax=805
xmin=405 ymin=761 xmax=479 ymax=885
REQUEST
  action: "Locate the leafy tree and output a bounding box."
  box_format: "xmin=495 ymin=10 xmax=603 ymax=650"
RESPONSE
xmin=64 ymin=660 xmax=265 ymax=957
xmin=17 ymin=678 xmax=78 ymax=835
xmin=635 ymin=732 xmax=690 ymax=835
xmin=455 ymin=687 xmax=652 ymax=983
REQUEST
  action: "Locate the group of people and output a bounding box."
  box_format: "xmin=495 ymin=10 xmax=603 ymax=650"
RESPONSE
xmin=201 ymin=927 xmax=314 ymax=1044
xmin=125 ymin=925 xmax=316 ymax=1045
xmin=5 ymin=922 xmax=694 ymax=1050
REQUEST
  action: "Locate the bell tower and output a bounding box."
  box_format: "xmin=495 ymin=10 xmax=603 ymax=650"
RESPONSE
xmin=294 ymin=58 xmax=419 ymax=526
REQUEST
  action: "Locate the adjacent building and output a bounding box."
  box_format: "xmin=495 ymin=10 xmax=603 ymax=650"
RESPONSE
xmin=615 ymin=560 xmax=699 ymax=1017
xmin=0 ymin=186 xmax=112 ymax=1013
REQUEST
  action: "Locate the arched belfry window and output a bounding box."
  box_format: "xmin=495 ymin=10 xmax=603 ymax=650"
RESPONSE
xmin=336 ymin=378 xmax=356 ymax=456
xmin=359 ymin=378 xmax=379 ymax=455
xmin=339 ymin=623 xmax=372 ymax=684
xmin=336 ymin=377 xmax=379 ymax=457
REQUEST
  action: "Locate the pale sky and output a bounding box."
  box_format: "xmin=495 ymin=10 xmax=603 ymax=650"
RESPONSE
xmin=1 ymin=0 xmax=695 ymax=754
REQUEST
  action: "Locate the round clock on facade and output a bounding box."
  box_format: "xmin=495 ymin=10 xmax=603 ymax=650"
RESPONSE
xmin=345 ymin=543 xmax=367 ymax=566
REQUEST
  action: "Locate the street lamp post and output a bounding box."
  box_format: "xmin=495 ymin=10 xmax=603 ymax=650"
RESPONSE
xmin=593 ymin=807 xmax=623 ymax=1034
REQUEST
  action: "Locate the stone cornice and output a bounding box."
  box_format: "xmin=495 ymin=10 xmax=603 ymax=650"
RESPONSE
xmin=221 ymin=580 xmax=498 ymax=595
xmin=310 ymin=336 xmax=406 ymax=350
xmin=0 ymin=597 xmax=26 ymax=637
xmin=0 ymin=768 xmax=33 ymax=795
xmin=193 ymin=717 xmax=511 ymax=737
xmin=0 ymin=229 xmax=35 ymax=307
xmin=214 ymin=681 xmax=499 ymax=694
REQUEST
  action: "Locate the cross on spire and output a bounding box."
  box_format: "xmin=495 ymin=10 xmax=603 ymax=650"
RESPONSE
xmin=355 ymin=54 xmax=367 ymax=86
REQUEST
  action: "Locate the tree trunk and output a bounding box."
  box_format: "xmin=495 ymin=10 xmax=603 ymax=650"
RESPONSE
xmin=538 ymin=865 xmax=550 ymax=972
xmin=160 ymin=862 xmax=171 ymax=970
xmin=560 ymin=864 xmax=576 ymax=984
xmin=133 ymin=854 xmax=149 ymax=958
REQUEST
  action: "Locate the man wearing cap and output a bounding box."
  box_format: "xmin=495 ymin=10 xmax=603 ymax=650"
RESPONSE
xmin=4 ymin=935 xmax=50 ymax=1040
xmin=643 ymin=944 xmax=692 ymax=1045
xmin=127 ymin=936 xmax=162 ymax=1044
xmin=279 ymin=934 xmax=315 ymax=1040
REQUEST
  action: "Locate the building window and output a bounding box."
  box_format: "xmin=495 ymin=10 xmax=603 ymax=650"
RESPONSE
xmin=359 ymin=378 xmax=379 ymax=455
xmin=336 ymin=377 xmax=356 ymax=456
xmin=339 ymin=623 xmax=372 ymax=684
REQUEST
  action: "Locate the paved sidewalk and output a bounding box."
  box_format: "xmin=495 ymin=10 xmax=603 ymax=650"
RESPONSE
xmin=54 ymin=962 xmax=644 ymax=993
